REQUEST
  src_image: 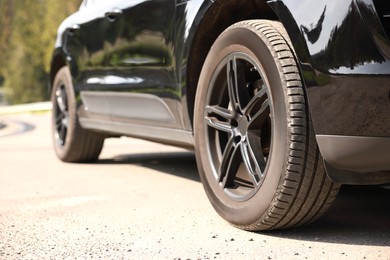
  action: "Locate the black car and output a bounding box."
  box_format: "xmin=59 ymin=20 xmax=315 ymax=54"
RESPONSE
xmin=50 ymin=0 xmax=390 ymax=230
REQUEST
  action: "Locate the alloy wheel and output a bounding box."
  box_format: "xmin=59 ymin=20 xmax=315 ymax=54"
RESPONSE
xmin=54 ymin=84 xmax=69 ymax=147
xmin=204 ymin=52 xmax=273 ymax=201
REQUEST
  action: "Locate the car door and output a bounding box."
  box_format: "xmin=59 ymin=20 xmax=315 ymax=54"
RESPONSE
xmin=64 ymin=0 xmax=118 ymax=121
xmin=71 ymin=0 xmax=180 ymax=130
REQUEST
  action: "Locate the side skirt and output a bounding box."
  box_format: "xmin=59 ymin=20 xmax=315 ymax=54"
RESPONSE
xmin=79 ymin=118 xmax=194 ymax=149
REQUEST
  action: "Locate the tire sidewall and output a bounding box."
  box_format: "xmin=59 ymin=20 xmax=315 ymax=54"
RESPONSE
xmin=194 ymin=26 xmax=290 ymax=226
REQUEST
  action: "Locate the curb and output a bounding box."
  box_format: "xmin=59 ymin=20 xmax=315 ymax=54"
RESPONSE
xmin=0 ymin=101 xmax=52 ymax=115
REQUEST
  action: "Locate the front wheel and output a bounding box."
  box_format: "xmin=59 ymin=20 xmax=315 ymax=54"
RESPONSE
xmin=51 ymin=67 xmax=105 ymax=163
xmin=194 ymin=20 xmax=340 ymax=231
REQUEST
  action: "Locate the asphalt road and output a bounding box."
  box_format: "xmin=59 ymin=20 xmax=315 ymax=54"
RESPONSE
xmin=1 ymin=112 xmax=389 ymax=259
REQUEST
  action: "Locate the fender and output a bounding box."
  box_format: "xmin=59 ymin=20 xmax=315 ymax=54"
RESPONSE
xmin=268 ymin=0 xmax=388 ymax=75
xmin=268 ymin=0 xmax=390 ymax=137
xmin=269 ymin=0 xmax=390 ymax=182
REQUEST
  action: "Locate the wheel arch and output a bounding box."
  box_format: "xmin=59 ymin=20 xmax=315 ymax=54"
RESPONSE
xmin=185 ymin=0 xmax=278 ymax=129
xmin=49 ymin=50 xmax=67 ymax=94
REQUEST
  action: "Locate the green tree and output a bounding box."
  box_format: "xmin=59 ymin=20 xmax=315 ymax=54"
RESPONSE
xmin=0 ymin=0 xmax=13 ymax=87
xmin=43 ymin=0 xmax=82 ymax=72
xmin=0 ymin=0 xmax=81 ymax=104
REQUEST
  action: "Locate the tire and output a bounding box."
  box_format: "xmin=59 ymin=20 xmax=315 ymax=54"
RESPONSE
xmin=194 ymin=20 xmax=340 ymax=231
xmin=51 ymin=67 xmax=105 ymax=163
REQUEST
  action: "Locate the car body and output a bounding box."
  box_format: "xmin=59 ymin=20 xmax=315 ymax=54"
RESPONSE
xmin=50 ymin=0 xmax=390 ymax=230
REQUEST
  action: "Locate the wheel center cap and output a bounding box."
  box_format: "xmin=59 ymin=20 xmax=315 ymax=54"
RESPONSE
xmin=235 ymin=116 xmax=249 ymax=139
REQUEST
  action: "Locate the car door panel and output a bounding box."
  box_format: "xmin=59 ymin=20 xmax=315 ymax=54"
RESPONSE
xmin=71 ymin=0 xmax=180 ymax=129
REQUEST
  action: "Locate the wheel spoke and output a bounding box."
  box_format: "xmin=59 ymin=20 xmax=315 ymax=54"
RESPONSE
xmin=248 ymin=98 xmax=270 ymax=130
xmin=227 ymin=55 xmax=250 ymax=111
xmin=247 ymin=132 xmax=267 ymax=173
xmin=206 ymin=105 xmax=234 ymax=120
xmin=205 ymin=105 xmax=234 ymax=133
xmin=240 ymin=143 xmax=260 ymax=186
xmin=59 ymin=124 xmax=67 ymax=145
xmin=56 ymin=88 xmax=68 ymax=115
xmin=219 ymin=137 xmax=241 ymax=189
xmin=54 ymin=85 xmax=70 ymax=146
xmin=243 ymin=85 xmax=267 ymax=116
xmin=55 ymin=113 xmax=64 ymax=128
xmin=227 ymin=56 xmax=239 ymax=111
xmin=205 ymin=117 xmax=232 ymax=133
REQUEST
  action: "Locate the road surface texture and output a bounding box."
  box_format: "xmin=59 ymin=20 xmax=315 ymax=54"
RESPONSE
xmin=1 ymin=113 xmax=389 ymax=259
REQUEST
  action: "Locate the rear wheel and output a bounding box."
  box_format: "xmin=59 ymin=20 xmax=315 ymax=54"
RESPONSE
xmin=194 ymin=20 xmax=340 ymax=230
xmin=51 ymin=67 xmax=105 ymax=162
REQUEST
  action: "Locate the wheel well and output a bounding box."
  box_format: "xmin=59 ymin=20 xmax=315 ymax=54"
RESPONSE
xmin=186 ymin=0 xmax=278 ymax=128
xmin=50 ymin=55 xmax=66 ymax=93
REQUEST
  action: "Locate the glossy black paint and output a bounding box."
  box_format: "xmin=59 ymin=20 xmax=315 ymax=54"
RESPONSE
xmin=52 ymin=1 xmax=214 ymax=136
xmin=51 ymin=0 xmax=390 ymax=180
xmin=358 ymin=0 xmax=390 ymax=59
xmin=270 ymin=0 xmax=390 ymax=137
xmin=67 ymin=1 xmax=178 ymax=125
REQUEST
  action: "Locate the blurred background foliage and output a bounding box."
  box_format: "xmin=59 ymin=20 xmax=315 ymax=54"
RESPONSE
xmin=0 ymin=0 xmax=82 ymax=105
